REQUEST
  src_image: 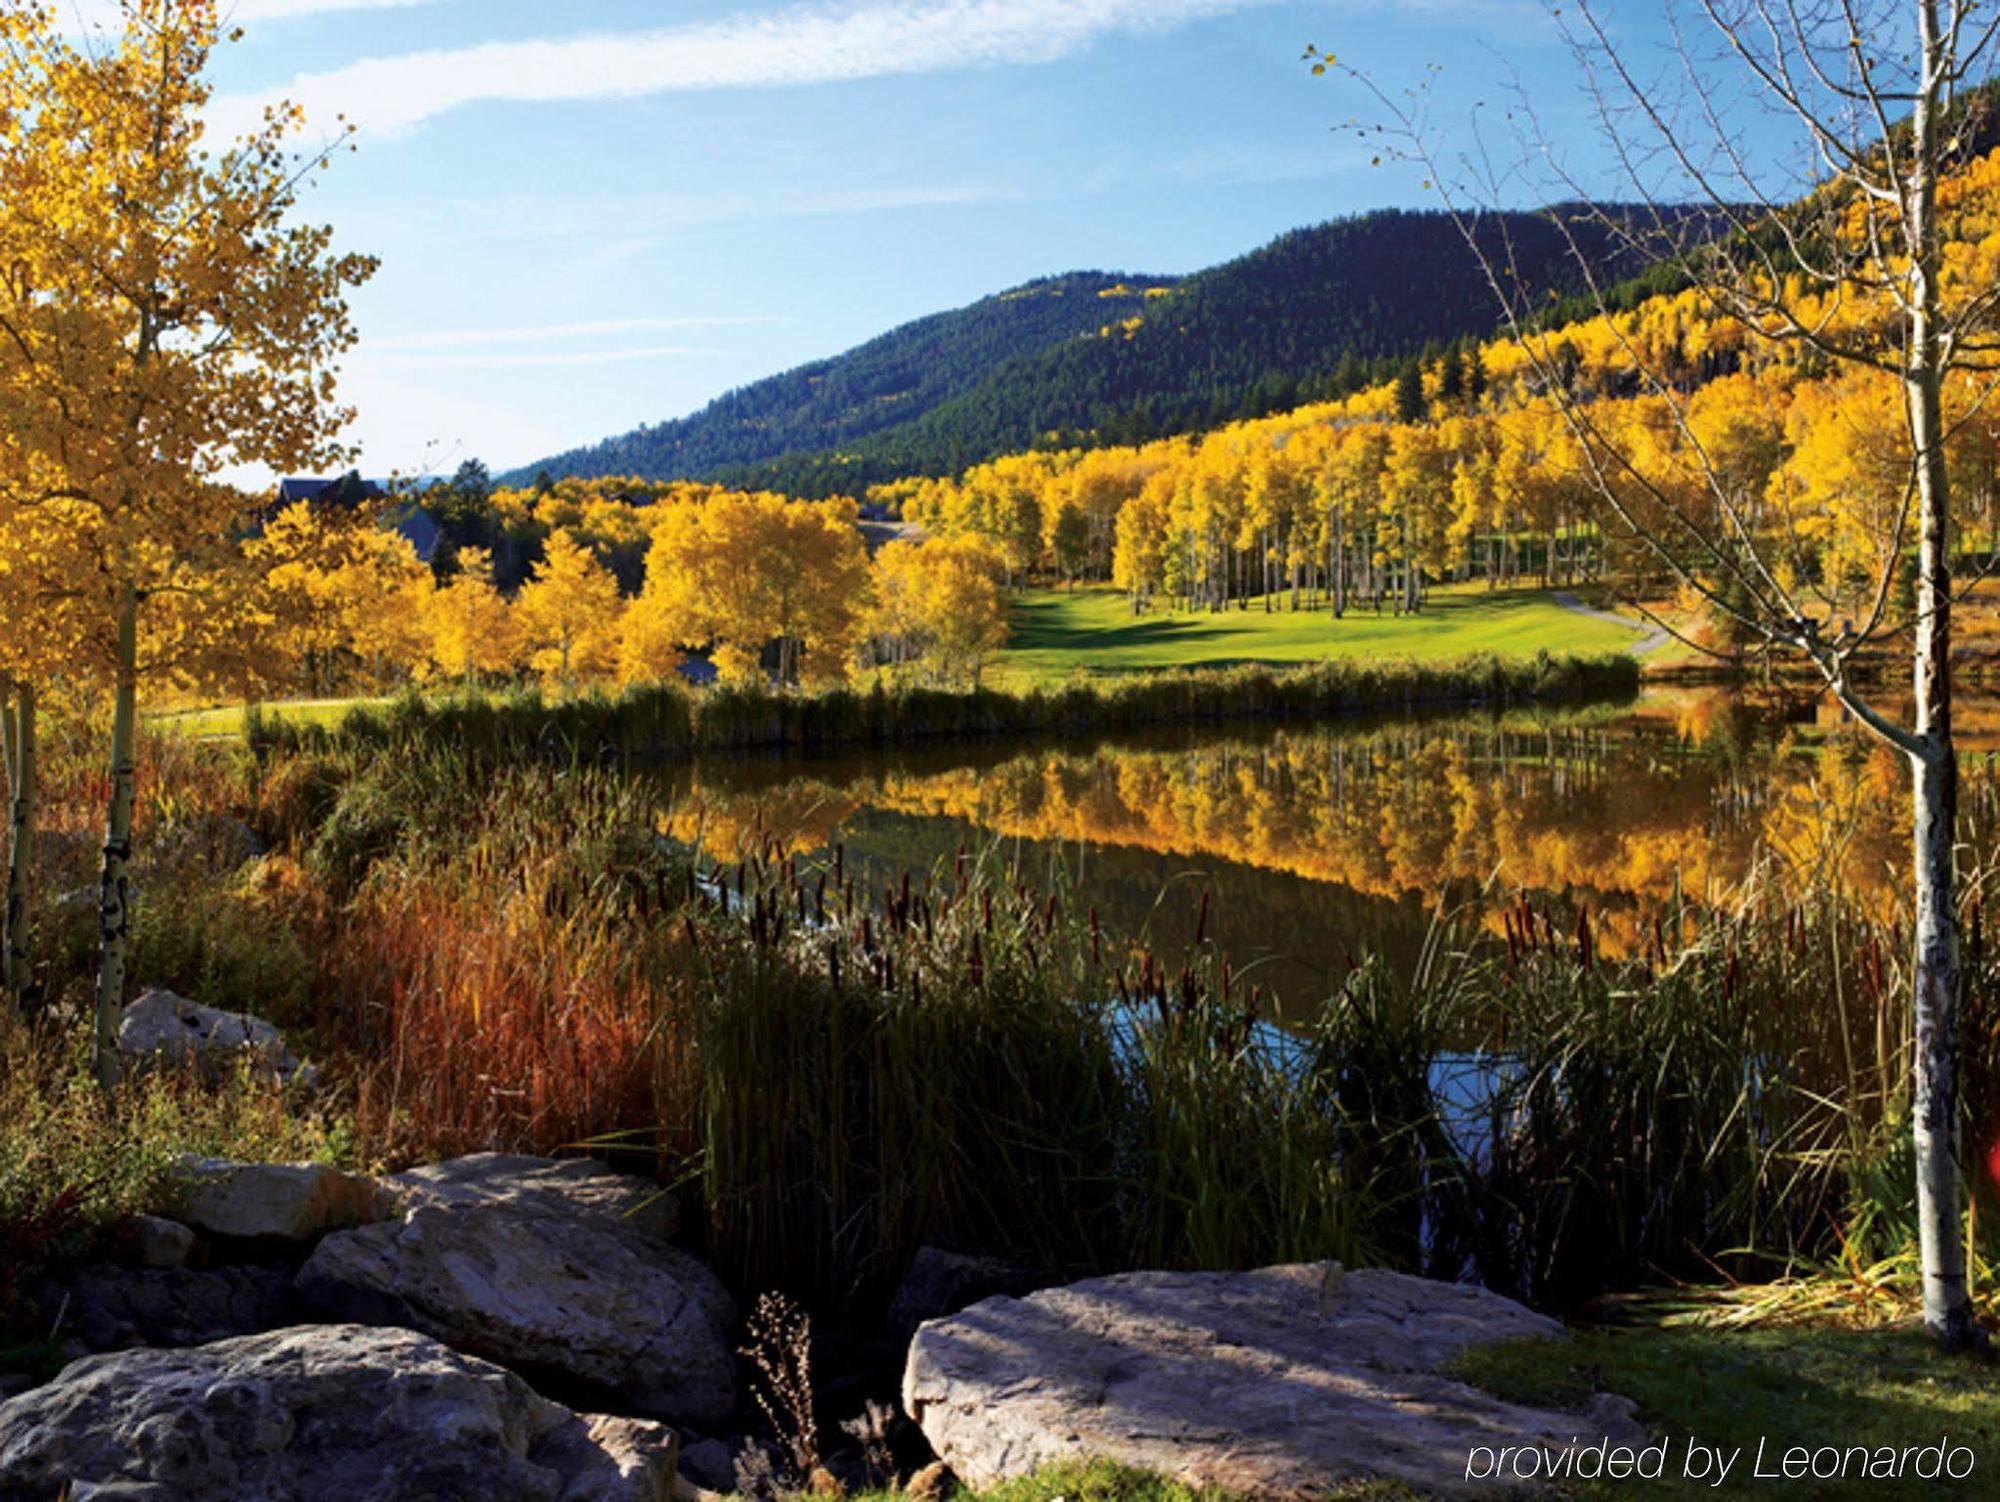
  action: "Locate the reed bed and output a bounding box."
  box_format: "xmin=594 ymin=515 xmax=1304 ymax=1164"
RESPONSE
xmin=257 ymin=741 xmax=1998 ymax=1317
xmin=10 ymin=688 xmax=1998 ymax=1327
xmin=244 ymin=652 xmax=1641 ymax=763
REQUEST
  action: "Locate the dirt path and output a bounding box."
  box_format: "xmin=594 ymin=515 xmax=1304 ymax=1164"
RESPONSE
xmin=1552 ymin=591 xmax=1670 ymax=655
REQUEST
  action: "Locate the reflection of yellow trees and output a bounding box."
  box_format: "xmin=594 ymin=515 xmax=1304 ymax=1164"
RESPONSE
xmin=857 ymin=733 xmax=1748 ymax=910
xmin=669 ymin=701 xmax=1944 ymax=960
xmin=661 ymin=781 xmax=863 ymax=862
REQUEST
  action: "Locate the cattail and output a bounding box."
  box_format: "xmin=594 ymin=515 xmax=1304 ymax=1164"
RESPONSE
xmin=1194 ymin=888 xmax=1210 ymax=947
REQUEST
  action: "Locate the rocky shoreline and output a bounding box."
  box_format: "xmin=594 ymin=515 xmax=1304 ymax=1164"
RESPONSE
xmin=0 ymin=993 xmax=1637 ymax=1501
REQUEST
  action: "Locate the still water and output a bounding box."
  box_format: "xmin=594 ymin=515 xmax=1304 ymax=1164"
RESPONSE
xmin=652 ymin=687 xmax=2000 ymax=1006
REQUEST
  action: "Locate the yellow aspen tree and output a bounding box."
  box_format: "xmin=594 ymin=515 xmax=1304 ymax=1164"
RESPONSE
xmin=648 ymin=492 xmax=874 ymax=688
xmin=918 ymin=536 xmax=1011 ymax=686
xmin=247 ymin=501 xmax=373 ymax=696
xmin=341 ymin=529 xmax=436 ymax=686
xmin=868 ymin=539 xmax=930 ymax=673
xmin=515 ymin=529 xmax=623 ymax=689
xmin=0 ymin=1 xmax=375 ymax=1085
xmin=423 ymin=547 xmax=519 ymax=684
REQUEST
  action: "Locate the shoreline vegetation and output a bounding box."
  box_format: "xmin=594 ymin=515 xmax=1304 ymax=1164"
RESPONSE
xmin=12 ymin=679 xmax=1994 ymax=1317
xmin=6 ymin=676 xmax=1997 ymax=1498
xmin=234 ymin=651 xmax=1643 ymax=761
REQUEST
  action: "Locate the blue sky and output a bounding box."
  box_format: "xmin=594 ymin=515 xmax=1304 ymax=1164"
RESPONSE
xmin=103 ymin=0 xmax=1664 ymax=476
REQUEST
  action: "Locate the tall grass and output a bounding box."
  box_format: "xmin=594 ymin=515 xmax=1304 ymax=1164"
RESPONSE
xmin=273 ymin=739 xmax=1998 ymax=1318
xmin=13 ymin=684 xmax=1998 ymax=1329
xmin=245 ymin=652 xmax=1641 ymax=763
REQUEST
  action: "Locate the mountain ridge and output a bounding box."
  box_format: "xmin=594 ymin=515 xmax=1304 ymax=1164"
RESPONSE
xmin=507 ymin=205 xmax=1676 ymax=495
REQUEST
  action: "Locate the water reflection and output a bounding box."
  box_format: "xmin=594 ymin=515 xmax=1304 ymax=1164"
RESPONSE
xmin=650 ymin=688 xmax=2000 ymax=1005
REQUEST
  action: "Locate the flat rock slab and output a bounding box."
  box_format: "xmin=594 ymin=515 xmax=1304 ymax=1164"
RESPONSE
xmin=179 ymin=1158 xmax=394 ymax=1243
xmin=389 ymin=1153 xmax=677 ymax=1239
xmin=903 ymin=1262 xmax=1646 ymax=1499
xmin=0 ymin=1324 xmax=677 ymax=1502
xmin=298 ymin=1204 xmax=737 ymax=1429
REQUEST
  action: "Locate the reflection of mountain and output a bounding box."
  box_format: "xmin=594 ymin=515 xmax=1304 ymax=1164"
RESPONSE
xmin=660 ymin=692 xmax=1926 ymax=987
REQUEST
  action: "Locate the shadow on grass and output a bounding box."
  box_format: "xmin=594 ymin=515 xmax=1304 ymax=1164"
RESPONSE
xmin=1455 ymin=1320 xmax=1999 ymax=1499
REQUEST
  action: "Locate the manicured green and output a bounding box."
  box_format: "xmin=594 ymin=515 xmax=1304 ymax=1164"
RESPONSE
xmin=157 ymin=697 xmax=388 ymax=739
xmin=1455 ymin=1317 xmax=2000 ymax=1499
xmin=993 ymin=586 xmax=1652 ymax=687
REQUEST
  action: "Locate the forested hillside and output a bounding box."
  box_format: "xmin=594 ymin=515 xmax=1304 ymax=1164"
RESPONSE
xmin=508 ymin=272 xmax=1173 ymax=486
xmin=514 ymin=207 xmax=1673 ymax=495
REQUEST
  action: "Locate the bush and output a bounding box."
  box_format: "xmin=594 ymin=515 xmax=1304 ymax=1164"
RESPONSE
xmin=0 ymin=1020 xmax=351 ymax=1325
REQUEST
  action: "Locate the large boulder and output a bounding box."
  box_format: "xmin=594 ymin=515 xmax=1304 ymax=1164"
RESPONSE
xmin=117 ymin=989 xmax=313 ymax=1089
xmin=177 ymin=1158 xmax=394 ymax=1243
xmin=298 ymin=1205 xmax=737 ymax=1429
xmin=0 ymin=1324 xmax=678 ymax=1502
xmin=903 ymin=1262 xmax=1646 ymax=1499
xmin=388 ymin=1153 xmax=677 ymax=1239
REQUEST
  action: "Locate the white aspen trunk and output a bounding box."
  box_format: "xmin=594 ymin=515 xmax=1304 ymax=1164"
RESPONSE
xmin=1903 ymin=9 xmax=1979 ymax=1351
xmin=1332 ymin=507 xmax=1346 ymax=618
xmin=3 ymin=681 xmax=34 ymax=1009
xmin=95 ymin=584 xmax=139 ymax=1092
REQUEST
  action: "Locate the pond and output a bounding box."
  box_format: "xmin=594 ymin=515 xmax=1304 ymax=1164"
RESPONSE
xmin=649 ymin=685 xmax=2000 ymax=1009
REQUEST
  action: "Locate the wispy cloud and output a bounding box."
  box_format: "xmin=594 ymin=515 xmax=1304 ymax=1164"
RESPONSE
xmin=370 ymin=316 xmax=778 ymax=352
xmin=208 ymin=0 xmax=1274 ymax=141
xmin=363 ymin=343 xmax=737 ymax=371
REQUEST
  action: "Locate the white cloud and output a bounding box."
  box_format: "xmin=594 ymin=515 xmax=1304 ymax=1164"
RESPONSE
xmin=361 ymin=343 xmax=735 ymax=371
xmin=207 ymin=0 xmax=1273 ymax=141
xmin=369 ymin=316 xmax=778 ymax=351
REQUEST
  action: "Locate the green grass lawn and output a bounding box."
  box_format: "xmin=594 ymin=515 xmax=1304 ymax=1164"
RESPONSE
xmin=1454 ymin=1316 xmax=2000 ymax=1499
xmin=154 ymin=697 xmax=388 ymax=739
xmin=992 ymin=585 xmax=1656 ymax=688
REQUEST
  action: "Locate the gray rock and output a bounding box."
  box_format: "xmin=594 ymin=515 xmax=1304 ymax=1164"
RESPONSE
xmin=533 ymin=1413 xmax=680 ymax=1502
xmin=0 ymin=1324 xmax=676 ymax=1502
xmin=35 ymin=1265 xmax=298 ymax=1353
xmin=177 ymin=1158 xmax=393 ymax=1243
xmin=116 ymin=990 xmax=310 ymax=1089
xmin=123 ymin=1215 xmax=197 ymax=1270
xmin=902 ymin=1262 xmax=1649 ymax=1498
xmin=389 ymin=1153 xmax=677 ymax=1239
xmin=886 ymin=1246 xmax=1054 ymax=1336
xmin=298 ymin=1204 xmax=737 ymax=1429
